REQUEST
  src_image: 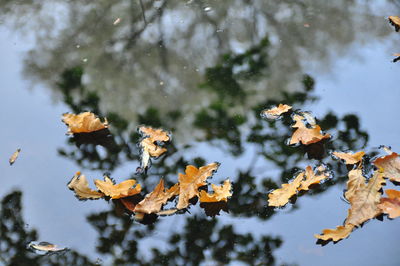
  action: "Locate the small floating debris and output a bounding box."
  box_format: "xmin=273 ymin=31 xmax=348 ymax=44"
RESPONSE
xmin=113 ymin=18 xmax=121 ymax=25
xmin=27 ymin=241 xmax=68 ymax=255
xmin=9 ymin=148 xmax=21 ymax=165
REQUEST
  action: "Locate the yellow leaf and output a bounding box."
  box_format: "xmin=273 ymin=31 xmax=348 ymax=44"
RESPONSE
xmin=62 ymin=112 xmax=108 ymax=134
xmin=289 ymin=113 xmax=330 ymax=145
xmin=298 ymin=165 xmax=330 ymax=192
xmin=95 ymin=175 xmax=141 ymax=199
xmin=268 ymin=171 xmax=304 ymax=207
xmin=138 ymin=126 xmax=170 ymax=171
xmin=314 ymin=224 xmax=354 ymax=242
xmin=261 ymin=104 xmax=292 ymax=119
xmin=134 ymin=179 xmax=179 ymax=214
xmin=389 ymin=16 xmax=400 ymax=32
xmin=9 ymin=148 xmax=21 ymax=166
xmin=373 ymin=152 xmax=400 ymax=182
xmin=332 ymin=151 xmax=365 ymax=165
xmin=176 ymin=163 xmax=219 ymax=209
xmin=199 ymin=179 xmax=232 ymax=203
xmin=378 ymin=189 xmax=400 ymax=219
xmin=67 ymin=172 xmax=104 ymax=200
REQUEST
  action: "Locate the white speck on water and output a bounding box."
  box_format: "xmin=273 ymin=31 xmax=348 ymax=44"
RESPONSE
xmin=160 ymin=81 xmax=164 ymax=85
xmin=76 ymin=44 xmax=80 ymax=48
xmin=113 ymin=18 xmax=121 ymax=25
xmin=82 ymin=58 xmax=88 ymax=63
xmin=204 ymin=6 xmax=212 ymax=12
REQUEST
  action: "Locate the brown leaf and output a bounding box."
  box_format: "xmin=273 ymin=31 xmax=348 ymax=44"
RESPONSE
xmin=393 ymin=53 xmax=400 ymax=63
xmin=138 ymin=126 xmax=170 ymax=171
xmin=268 ymin=165 xmax=330 ymax=207
xmin=332 ymin=151 xmax=365 ymax=165
xmin=95 ymin=175 xmax=141 ymax=199
xmin=268 ymin=171 xmax=305 ymax=207
xmin=378 ymin=189 xmax=400 ymax=219
xmin=389 ymin=16 xmax=400 ymax=32
xmin=344 ymin=168 xmax=365 ymax=201
xmin=289 ymin=114 xmax=330 ymax=145
xmin=298 ymin=165 xmax=330 ymax=192
xmin=176 ymin=163 xmax=219 ymax=209
xmin=28 ymin=241 xmax=67 ymax=253
xmin=67 ymin=172 xmax=104 ymax=200
xmin=373 ymin=152 xmax=400 ymax=182
xmin=199 ymin=179 xmax=232 ymax=203
xmin=62 ymin=112 xmax=108 ymax=134
xmin=9 ymin=148 xmax=21 ymax=165
xmin=134 ymin=179 xmax=179 ymax=214
xmin=261 ymin=104 xmax=292 ymax=119
xmin=314 ymin=224 xmax=355 ymax=242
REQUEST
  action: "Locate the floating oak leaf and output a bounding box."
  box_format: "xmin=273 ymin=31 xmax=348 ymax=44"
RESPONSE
xmin=314 ymin=224 xmax=355 ymax=242
xmin=344 ymin=168 xmax=365 ymax=201
xmin=138 ymin=126 xmax=170 ymax=171
xmin=9 ymin=148 xmax=21 ymax=165
xmin=332 ymin=151 xmax=365 ymax=165
xmin=268 ymin=171 xmax=304 ymax=207
xmin=289 ymin=113 xmax=330 ymax=145
xmin=261 ymin=104 xmax=292 ymax=120
xmin=298 ymin=165 xmax=330 ymax=192
xmin=378 ymin=189 xmax=400 ymax=219
xmin=199 ymin=179 xmax=232 ymax=203
xmin=28 ymin=241 xmax=68 ymax=254
xmin=67 ymin=172 xmax=104 ymax=200
xmin=393 ymin=53 xmax=400 ymax=63
xmin=389 ymin=16 xmax=400 ymax=32
xmin=176 ymin=163 xmax=219 ymax=209
xmin=95 ymin=175 xmax=141 ymax=199
xmin=134 ymin=179 xmax=179 ymax=214
xmin=373 ymin=152 xmax=400 ymax=182
xmin=62 ymin=112 xmax=108 ymax=134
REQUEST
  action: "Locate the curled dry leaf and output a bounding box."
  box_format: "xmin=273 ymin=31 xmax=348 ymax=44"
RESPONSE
xmin=9 ymin=148 xmax=21 ymax=165
xmin=373 ymin=152 xmax=400 ymax=182
xmin=289 ymin=113 xmax=330 ymax=145
xmin=199 ymin=179 xmax=232 ymax=203
xmin=393 ymin=53 xmax=400 ymax=63
xmin=68 ymin=172 xmax=104 ymax=200
xmin=332 ymin=151 xmax=365 ymax=165
xmin=134 ymin=179 xmax=179 ymax=214
xmin=28 ymin=241 xmax=68 ymax=254
xmin=138 ymin=126 xmax=170 ymax=171
xmin=95 ymin=175 xmax=141 ymax=199
xmin=261 ymin=104 xmax=292 ymax=120
xmin=268 ymin=165 xmax=330 ymax=207
xmin=378 ymin=189 xmax=400 ymax=219
xmin=389 ymin=16 xmax=400 ymax=32
xmin=176 ymin=162 xmax=219 ymax=209
xmin=62 ymin=112 xmax=108 ymax=134
xmin=315 ymin=168 xmax=385 ymax=242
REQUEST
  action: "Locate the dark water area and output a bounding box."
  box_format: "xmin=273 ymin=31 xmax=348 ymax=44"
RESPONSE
xmin=0 ymin=1 xmax=400 ymax=265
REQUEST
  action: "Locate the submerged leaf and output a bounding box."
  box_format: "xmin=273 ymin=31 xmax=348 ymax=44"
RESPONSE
xmin=62 ymin=112 xmax=108 ymax=134
xmin=138 ymin=126 xmax=170 ymax=171
xmin=68 ymin=172 xmax=104 ymax=200
xmin=9 ymin=148 xmax=21 ymax=165
xmin=389 ymin=16 xmax=400 ymax=32
xmin=378 ymin=189 xmax=400 ymax=219
xmin=95 ymin=175 xmax=141 ymax=199
xmin=134 ymin=179 xmax=179 ymax=214
xmin=289 ymin=113 xmax=330 ymax=145
xmin=332 ymin=151 xmax=365 ymax=165
xmin=199 ymin=179 xmax=232 ymax=203
xmin=176 ymin=162 xmax=219 ymax=209
xmin=261 ymin=104 xmax=292 ymax=120
xmin=373 ymin=152 xmax=400 ymax=182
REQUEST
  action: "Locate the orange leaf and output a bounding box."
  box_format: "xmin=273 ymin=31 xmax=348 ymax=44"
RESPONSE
xmin=268 ymin=171 xmax=304 ymax=207
xmin=9 ymin=148 xmax=21 ymax=166
xmin=332 ymin=151 xmax=365 ymax=165
xmin=62 ymin=112 xmax=108 ymax=134
xmin=378 ymin=189 xmax=400 ymax=219
xmin=95 ymin=175 xmax=141 ymax=199
xmin=261 ymin=104 xmax=292 ymax=119
xmin=67 ymin=172 xmax=104 ymax=200
xmin=199 ymin=179 xmax=232 ymax=203
xmin=373 ymin=152 xmax=400 ymax=182
xmin=289 ymin=113 xmax=330 ymax=145
xmin=298 ymin=165 xmax=330 ymax=192
xmin=134 ymin=179 xmax=179 ymax=214
xmin=314 ymin=224 xmax=355 ymax=242
xmin=389 ymin=16 xmax=400 ymax=32
xmin=138 ymin=126 xmax=170 ymax=171
xmin=176 ymin=163 xmax=219 ymax=209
